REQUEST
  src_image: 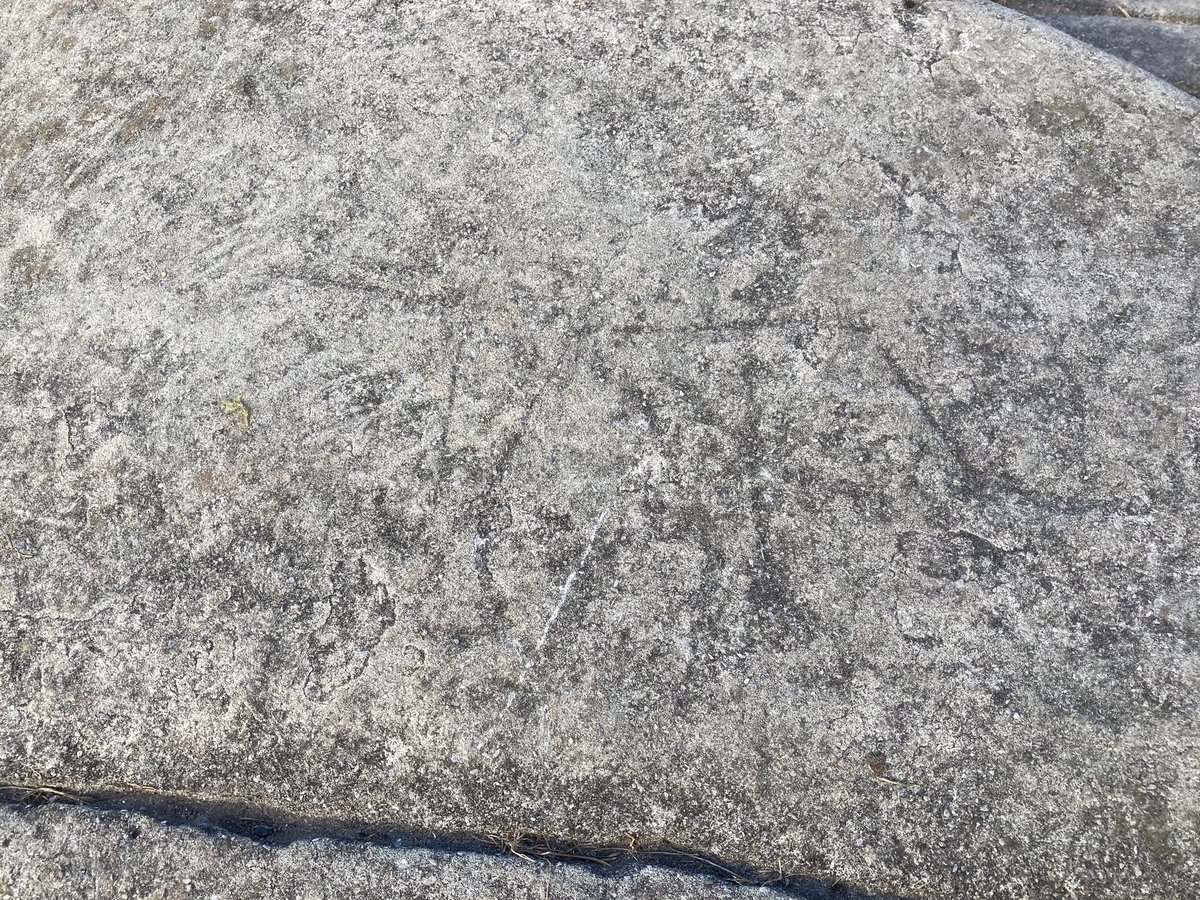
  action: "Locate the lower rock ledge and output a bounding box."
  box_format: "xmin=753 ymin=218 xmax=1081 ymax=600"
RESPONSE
xmin=0 ymin=786 xmax=902 ymax=900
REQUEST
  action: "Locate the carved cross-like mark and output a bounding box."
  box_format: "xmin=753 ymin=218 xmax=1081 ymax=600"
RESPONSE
xmin=879 ymin=347 xmax=1113 ymax=517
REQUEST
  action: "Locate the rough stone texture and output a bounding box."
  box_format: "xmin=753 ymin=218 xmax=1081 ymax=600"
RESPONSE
xmin=999 ymin=2 xmax=1200 ymax=97
xmin=1 ymin=1 xmax=1198 ymax=898
xmin=0 ymin=803 xmax=760 ymax=899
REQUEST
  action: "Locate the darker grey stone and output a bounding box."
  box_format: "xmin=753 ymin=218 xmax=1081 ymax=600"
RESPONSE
xmin=1043 ymin=15 xmax=1200 ymax=95
xmin=998 ymin=0 xmax=1200 ymax=95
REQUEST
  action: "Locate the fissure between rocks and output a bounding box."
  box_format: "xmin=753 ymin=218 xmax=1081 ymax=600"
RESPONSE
xmin=0 ymin=783 xmax=905 ymax=900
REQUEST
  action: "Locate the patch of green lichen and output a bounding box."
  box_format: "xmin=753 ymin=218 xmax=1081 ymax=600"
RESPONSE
xmin=219 ymin=397 xmax=250 ymax=428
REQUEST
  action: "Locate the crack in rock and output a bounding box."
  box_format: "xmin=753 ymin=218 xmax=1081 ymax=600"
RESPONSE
xmin=0 ymin=784 xmax=903 ymax=900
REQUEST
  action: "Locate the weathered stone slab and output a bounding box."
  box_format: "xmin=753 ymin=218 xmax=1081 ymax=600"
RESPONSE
xmin=1 ymin=1 xmax=1198 ymax=898
xmin=0 ymin=802 xmax=763 ymax=899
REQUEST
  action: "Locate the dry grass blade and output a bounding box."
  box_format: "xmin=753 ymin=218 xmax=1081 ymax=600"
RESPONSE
xmin=0 ymin=784 xmax=86 ymax=804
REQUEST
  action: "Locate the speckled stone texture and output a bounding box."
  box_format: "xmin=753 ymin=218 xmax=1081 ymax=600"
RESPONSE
xmin=0 ymin=803 xmax=764 ymax=900
xmin=1 ymin=1 xmax=1198 ymax=898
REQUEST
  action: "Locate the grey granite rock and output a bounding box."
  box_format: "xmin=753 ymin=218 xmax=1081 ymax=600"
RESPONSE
xmin=1 ymin=1 xmax=1198 ymax=898
xmin=0 ymin=802 xmax=763 ymax=899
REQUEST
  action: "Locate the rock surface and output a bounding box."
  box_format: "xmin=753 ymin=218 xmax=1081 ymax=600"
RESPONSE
xmin=1 ymin=1 xmax=1199 ymax=897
